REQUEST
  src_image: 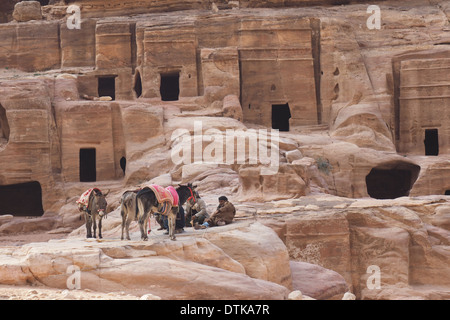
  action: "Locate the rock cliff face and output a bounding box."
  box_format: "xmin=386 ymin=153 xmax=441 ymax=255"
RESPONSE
xmin=260 ymin=195 xmax=450 ymax=299
xmin=0 ymin=0 xmax=449 ymax=300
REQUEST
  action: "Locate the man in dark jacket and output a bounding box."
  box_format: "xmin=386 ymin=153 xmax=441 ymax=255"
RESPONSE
xmin=196 ymin=196 xmax=235 ymax=229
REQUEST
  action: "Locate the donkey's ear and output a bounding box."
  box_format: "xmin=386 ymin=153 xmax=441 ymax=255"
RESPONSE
xmin=104 ymin=189 xmax=110 ymax=196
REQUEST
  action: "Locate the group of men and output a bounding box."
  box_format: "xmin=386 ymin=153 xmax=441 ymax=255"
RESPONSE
xmin=155 ymin=193 xmax=236 ymax=235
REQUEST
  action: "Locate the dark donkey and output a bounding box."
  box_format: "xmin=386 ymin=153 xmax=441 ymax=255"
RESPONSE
xmin=135 ymin=183 xmax=196 ymax=241
xmin=78 ymin=188 xmax=109 ymax=239
xmin=120 ymin=189 xmax=139 ymax=240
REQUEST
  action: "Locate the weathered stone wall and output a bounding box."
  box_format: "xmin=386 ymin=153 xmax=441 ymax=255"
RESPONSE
xmin=0 ymin=21 xmax=60 ymax=72
xmin=396 ymin=52 xmax=450 ymax=155
xmin=1 ymin=1 xmax=450 ymax=214
xmin=0 ymin=80 xmax=62 ymax=212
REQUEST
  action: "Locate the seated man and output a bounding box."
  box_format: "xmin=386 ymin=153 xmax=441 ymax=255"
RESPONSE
xmin=189 ymin=195 xmax=209 ymax=227
xmin=196 ymin=196 xmax=235 ymax=229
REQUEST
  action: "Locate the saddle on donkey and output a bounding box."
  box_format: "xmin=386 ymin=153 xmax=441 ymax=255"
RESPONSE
xmin=144 ymin=184 xmax=180 ymax=235
xmin=148 ymin=184 xmax=179 ymax=215
xmin=76 ymin=188 xmax=102 ymax=214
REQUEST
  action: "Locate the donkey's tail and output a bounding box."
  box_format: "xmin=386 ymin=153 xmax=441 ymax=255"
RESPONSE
xmin=136 ymin=187 xmax=150 ymax=223
xmin=135 ymin=192 xmax=141 ymax=223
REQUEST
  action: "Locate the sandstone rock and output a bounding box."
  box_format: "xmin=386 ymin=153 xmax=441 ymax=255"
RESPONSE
xmin=342 ymin=292 xmax=356 ymax=300
xmin=222 ymin=95 xmax=243 ymax=122
xmin=285 ymin=149 xmax=303 ymax=163
xmin=1 ymin=0 xmax=450 ymax=302
xmin=288 ymin=290 xmax=302 ymax=300
xmin=238 ymin=164 xmax=308 ymax=202
xmin=13 ymin=1 xmax=42 ymax=22
xmin=0 ymin=215 xmax=13 ymax=226
xmin=203 ymin=222 xmax=293 ymax=289
xmin=181 ymin=164 xmax=219 ymax=182
xmin=0 ymin=217 xmax=60 ymax=235
xmin=282 ymin=212 xmax=352 ymax=284
xmin=289 ymin=261 xmax=349 ymax=300
xmin=0 ymin=220 xmax=295 ymax=299
xmin=330 ymin=103 xmax=395 ymax=152
xmin=140 ymin=293 xmax=161 ymax=300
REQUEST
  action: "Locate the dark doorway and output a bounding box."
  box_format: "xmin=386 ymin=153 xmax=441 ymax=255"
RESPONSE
xmin=134 ymin=71 xmax=142 ymax=98
xmin=37 ymin=0 xmax=50 ymax=5
xmin=0 ymin=104 xmax=10 ymax=143
xmin=79 ymin=148 xmax=96 ymax=182
xmin=366 ymin=168 xmax=413 ymax=199
xmin=160 ymin=72 xmax=180 ymax=101
xmin=445 ymin=190 xmax=450 ymax=195
xmin=0 ymin=181 xmax=44 ymax=216
xmin=272 ymin=103 xmax=291 ymax=132
xmin=424 ymin=129 xmax=439 ymax=156
xmin=120 ymin=156 xmax=126 ymax=175
xmin=98 ymin=76 xmax=116 ymax=100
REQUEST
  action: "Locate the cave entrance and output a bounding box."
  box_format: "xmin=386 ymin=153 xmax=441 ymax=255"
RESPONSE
xmin=424 ymin=129 xmax=439 ymax=156
xmin=272 ymin=103 xmax=291 ymax=132
xmin=445 ymin=190 xmax=450 ymax=196
xmin=79 ymin=148 xmax=96 ymax=182
xmin=120 ymin=156 xmax=126 ymax=175
xmin=98 ymin=76 xmax=116 ymax=100
xmin=160 ymin=72 xmax=180 ymax=101
xmin=366 ymin=162 xmax=420 ymax=199
xmin=0 ymin=181 xmax=44 ymax=216
xmin=0 ymin=104 xmax=10 ymax=148
xmin=134 ymin=71 xmax=142 ymax=98
xmin=37 ymin=0 xmax=50 ymax=5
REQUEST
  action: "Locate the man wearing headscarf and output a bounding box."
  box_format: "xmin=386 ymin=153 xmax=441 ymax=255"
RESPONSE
xmin=196 ymin=196 xmax=235 ymax=229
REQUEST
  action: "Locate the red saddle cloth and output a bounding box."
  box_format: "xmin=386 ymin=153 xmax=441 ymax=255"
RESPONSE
xmin=145 ymin=185 xmax=179 ymax=234
xmin=165 ymin=186 xmax=179 ymax=207
xmin=148 ymin=184 xmax=174 ymax=205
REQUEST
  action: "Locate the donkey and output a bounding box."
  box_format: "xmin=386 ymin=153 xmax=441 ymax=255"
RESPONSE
xmin=120 ymin=189 xmax=139 ymax=240
xmin=135 ymin=183 xmax=196 ymax=241
xmin=82 ymin=189 xmax=109 ymax=239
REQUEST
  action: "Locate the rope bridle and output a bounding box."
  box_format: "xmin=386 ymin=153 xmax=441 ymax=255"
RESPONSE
xmin=187 ymin=186 xmax=196 ymax=203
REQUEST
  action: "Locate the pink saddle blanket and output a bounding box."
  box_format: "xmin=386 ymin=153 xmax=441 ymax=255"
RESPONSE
xmin=148 ymin=184 xmax=179 ymax=207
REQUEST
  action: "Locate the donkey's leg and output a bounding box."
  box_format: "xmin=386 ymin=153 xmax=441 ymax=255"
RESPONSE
xmin=92 ymin=213 xmax=97 ymax=238
xmin=98 ymin=217 xmax=103 ymax=239
xmin=85 ymin=213 xmax=92 ymax=238
xmin=139 ymin=211 xmax=148 ymax=241
xmin=168 ymin=207 xmax=177 ymax=241
xmin=136 ymin=197 xmax=149 ymax=241
xmin=121 ymin=207 xmax=126 ymax=240
xmin=125 ymin=218 xmax=132 ymax=240
xmin=144 ymin=213 xmax=149 ymax=236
